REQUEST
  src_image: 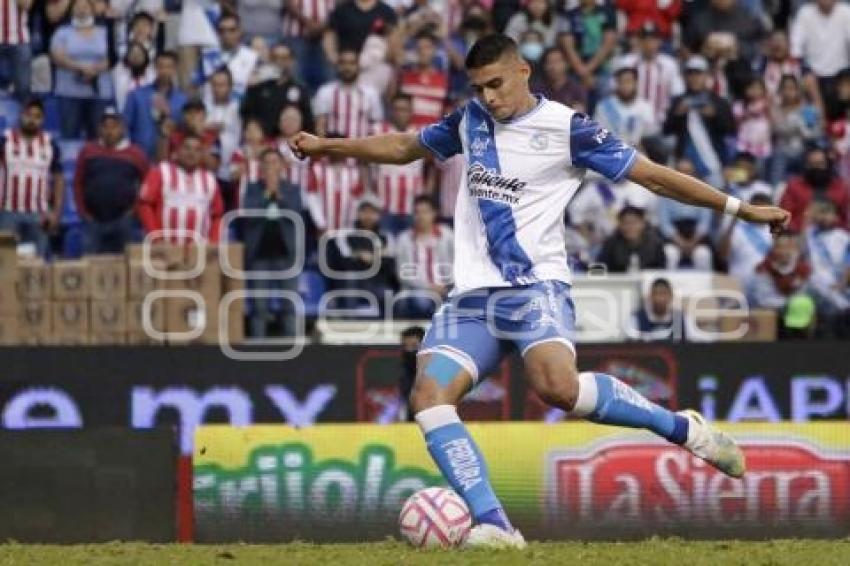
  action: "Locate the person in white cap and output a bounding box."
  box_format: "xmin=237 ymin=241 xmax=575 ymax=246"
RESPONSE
xmin=663 ymin=55 xmax=735 ymax=188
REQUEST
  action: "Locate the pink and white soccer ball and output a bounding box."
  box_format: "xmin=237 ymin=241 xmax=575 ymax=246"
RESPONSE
xmin=399 ymin=487 xmax=472 ymax=548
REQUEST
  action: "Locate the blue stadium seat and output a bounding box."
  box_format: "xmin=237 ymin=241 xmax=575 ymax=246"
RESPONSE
xmin=59 ymin=139 xmax=85 ymax=226
xmin=0 ymin=94 xmax=20 ymax=131
xmin=42 ymin=95 xmax=60 ymax=135
xmin=299 ymin=269 xmax=327 ymax=317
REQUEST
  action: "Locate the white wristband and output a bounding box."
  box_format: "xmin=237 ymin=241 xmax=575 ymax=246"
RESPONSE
xmin=724 ymin=196 xmax=742 ymax=217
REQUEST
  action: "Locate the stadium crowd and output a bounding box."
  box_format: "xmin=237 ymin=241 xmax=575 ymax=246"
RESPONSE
xmin=0 ymin=0 xmax=849 ymax=340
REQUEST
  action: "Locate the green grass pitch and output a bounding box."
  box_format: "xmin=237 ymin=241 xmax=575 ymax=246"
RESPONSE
xmin=1 ymin=539 xmax=849 ymax=565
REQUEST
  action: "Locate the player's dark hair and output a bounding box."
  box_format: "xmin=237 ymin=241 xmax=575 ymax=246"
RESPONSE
xmin=465 ymin=34 xmax=519 ymax=69
xmin=413 ymin=195 xmax=437 ymax=210
xmin=651 ymin=278 xmax=672 ymax=292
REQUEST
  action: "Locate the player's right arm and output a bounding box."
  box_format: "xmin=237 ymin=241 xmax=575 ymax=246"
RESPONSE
xmin=290 ymin=131 xmax=429 ymax=165
xmin=291 ymin=106 xmax=464 ymax=165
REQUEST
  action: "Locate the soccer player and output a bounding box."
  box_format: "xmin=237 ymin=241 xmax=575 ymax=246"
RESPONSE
xmin=291 ymin=34 xmax=790 ymax=548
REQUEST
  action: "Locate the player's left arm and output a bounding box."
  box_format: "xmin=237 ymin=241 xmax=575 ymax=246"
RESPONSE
xmin=627 ymin=155 xmax=790 ymax=233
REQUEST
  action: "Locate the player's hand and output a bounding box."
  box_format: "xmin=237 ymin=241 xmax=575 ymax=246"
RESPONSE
xmin=738 ymin=204 xmax=791 ymax=234
xmin=289 ymin=132 xmax=325 ymax=160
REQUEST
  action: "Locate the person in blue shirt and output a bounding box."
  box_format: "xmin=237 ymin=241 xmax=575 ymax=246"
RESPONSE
xmin=123 ymin=51 xmax=187 ymax=159
xmin=658 ymin=158 xmax=715 ymax=270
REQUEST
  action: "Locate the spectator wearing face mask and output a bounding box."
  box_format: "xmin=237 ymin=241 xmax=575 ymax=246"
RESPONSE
xmin=50 ymin=0 xmax=115 ymax=140
xmin=747 ymin=231 xmax=815 ymax=338
xmin=780 ymin=146 xmax=849 ymax=231
xmin=504 ymin=0 xmax=564 ymax=48
xmin=725 ymin=152 xmax=773 ymax=203
xmin=631 ymin=277 xmax=685 ymax=342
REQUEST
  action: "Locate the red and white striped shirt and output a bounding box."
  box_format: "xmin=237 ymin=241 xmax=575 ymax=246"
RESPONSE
xmin=371 ymin=122 xmax=425 ymax=216
xmin=282 ymin=0 xmax=335 ymax=37
xmin=621 ymin=53 xmax=684 ymax=124
xmin=400 ymin=68 xmax=449 ymax=128
xmin=396 ymin=225 xmax=454 ymax=289
xmin=312 ymin=81 xmax=383 ymax=138
xmin=0 ymin=0 xmax=29 ymax=45
xmin=0 ymin=129 xmax=59 ymax=214
xmin=137 ymin=162 xmax=224 ymax=244
xmin=308 ymin=157 xmax=363 ymax=231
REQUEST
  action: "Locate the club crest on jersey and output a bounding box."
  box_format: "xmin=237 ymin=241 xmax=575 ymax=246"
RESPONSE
xmin=470 ymin=136 xmax=491 ymax=157
xmin=529 ymin=132 xmax=548 ymax=150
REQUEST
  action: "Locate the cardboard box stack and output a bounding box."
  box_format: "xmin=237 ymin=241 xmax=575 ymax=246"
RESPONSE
xmin=0 ymin=233 xmax=18 ymax=345
xmin=16 ymin=256 xmax=51 ymax=344
xmin=0 ymin=242 xmax=246 ymax=346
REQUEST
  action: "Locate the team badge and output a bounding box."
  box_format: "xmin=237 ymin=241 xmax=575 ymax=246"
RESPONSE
xmin=529 ymin=132 xmax=548 ymax=150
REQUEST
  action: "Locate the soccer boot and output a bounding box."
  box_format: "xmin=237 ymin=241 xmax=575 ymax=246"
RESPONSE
xmin=678 ymin=409 xmax=746 ymax=478
xmin=463 ymin=524 xmax=527 ymax=549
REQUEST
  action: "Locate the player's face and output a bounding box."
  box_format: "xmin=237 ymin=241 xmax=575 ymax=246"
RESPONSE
xmin=468 ymin=53 xmax=531 ymax=121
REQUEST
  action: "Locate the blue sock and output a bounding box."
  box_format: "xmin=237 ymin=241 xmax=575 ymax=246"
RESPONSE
xmin=415 ymin=405 xmax=513 ymax=531
xmin=573 ymin=372 xmax=689 ymax=445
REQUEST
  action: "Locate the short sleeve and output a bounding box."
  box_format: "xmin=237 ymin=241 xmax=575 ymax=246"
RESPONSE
xmin=570 ymin=113 xmax=637 ymax=182
xmin=418 ymin=107 xmax=463 ymax=161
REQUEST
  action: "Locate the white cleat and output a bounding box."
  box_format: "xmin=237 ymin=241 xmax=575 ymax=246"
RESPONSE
xmin=463 ymin=524 xmax=527 ymax=550
xmin=678 ymin=409 xmax=746 ymax=478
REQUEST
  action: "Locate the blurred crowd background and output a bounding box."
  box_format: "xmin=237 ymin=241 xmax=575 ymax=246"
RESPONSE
xmin=0 ymin=0 xmax=849 ymax=341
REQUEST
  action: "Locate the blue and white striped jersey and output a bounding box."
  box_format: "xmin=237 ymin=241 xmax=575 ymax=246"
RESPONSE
xmin=419 ymin=95 xmax=638 ymax=294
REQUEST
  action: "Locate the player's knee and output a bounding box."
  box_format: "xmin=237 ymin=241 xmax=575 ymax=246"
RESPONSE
xmin=409 ymin=353 xmax=471 ymax=415
xmin=528 ymin=358 xmax=580 ymax=410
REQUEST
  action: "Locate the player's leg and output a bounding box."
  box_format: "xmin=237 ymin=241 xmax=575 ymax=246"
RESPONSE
xmin=522 ymin=340 xmax=745 ymax=478
xmin=411 ymin=300 xmax=525 ymax=547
